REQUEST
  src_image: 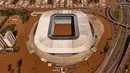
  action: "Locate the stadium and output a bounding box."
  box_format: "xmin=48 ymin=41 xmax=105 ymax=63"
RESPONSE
xmin=27 ymin=10 xmax=100 ymax=65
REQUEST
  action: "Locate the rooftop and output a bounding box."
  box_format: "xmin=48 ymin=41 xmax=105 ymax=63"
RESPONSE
xmin=34 ymin=10 xmax=94 ymax=53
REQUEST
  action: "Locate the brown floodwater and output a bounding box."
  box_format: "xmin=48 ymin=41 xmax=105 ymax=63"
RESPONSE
xmin=54 ymin=24 xmax=72 ymax=36
xmin=0 ymin=8 xmax=112 ymax=73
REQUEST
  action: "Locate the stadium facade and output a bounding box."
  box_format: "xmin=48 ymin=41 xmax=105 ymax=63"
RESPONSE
xmin=27 ymin=10 xmax=96 ymax=65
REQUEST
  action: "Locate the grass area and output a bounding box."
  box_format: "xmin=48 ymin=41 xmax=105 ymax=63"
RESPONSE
xmin=91 ymin=61 xmax=103 ymax=73
xmin=0 ymin=9 xmax=29 ymax=16
xmin=91 ymin=67 xmax=97 ymax=73
xmin=0 ymin=24 xmax=16 ymax=35
xmin=0 ymin=16 xmax=9 ymax=28
xmin=114 ymin=25 xmax=121 ymax=44
xmin=114 ymin=27 xmax=126 ymax=60
xmin=104 ymin=41 xmax=109 ymax=54
xmin=111 ymin=5 xmax=122 ymax=23
xmin=120 ymin=0 xmax=125 ymax=2
xmin=0 ymin=9 xmax=31 ymax=24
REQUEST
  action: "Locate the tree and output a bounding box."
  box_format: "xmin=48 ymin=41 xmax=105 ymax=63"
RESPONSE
xmin=17 ymin=59 xmax=22 ymax=68
xmin=7 ymin=64 xmax=12 ymax=71
xmin=21 ymin=12 xmax=30 ymax=24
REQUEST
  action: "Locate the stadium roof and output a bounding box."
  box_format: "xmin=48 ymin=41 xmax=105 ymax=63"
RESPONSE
xmin=34 ymin=10 xmax=94 ymax=53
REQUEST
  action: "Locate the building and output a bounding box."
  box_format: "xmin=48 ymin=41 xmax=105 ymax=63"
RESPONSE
xmin=47 ymin=0 xmax=53 ymax=4
xmin=0 ymin=34 xmax=7 ymax=50
xmin=3 ymin=31 xmax=16 ymax=47
xmin=72 ymin=0 xmax=81 ymax=4
xmin=51 ymin=0 xmax=104 ymax=8
xmin=27 ymin=10 xmax=96 ymax=65
xmin=81 ymin=0 xmax=87 ymax=7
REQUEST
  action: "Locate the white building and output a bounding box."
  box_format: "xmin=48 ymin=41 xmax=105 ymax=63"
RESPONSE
xmin=3 ymin=31 xmax=16 ymax=47
xmin=0 ymin=34 xmax=7 ymax=50
xmin=27 ymin=10 xmax=95 ymax=65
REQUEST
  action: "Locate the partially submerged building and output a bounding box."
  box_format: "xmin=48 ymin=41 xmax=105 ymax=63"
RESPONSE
xmin=27 ymin=10 xmax=96 ymax=65
xmin=0 ymin=31 xmax=16 ymax=50
xmin=3 ymin=31 xmax=16 ymax=47
xmin=0 ymin=34 xmax=7 ymax=50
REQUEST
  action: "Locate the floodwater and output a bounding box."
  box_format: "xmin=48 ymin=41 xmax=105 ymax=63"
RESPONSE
xmin=54 ymin=24 xmax=72 ymax=36
xmin=71 ymin=13 xmax=112 ymax=73
xmin=0 ymin=11 xmax=112 ymax=73
xmin=0 ymin=15 xmax=59 ymax=73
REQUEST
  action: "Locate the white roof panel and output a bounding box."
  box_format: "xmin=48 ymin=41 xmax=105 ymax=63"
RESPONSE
xmin=34 ymin=10 xmax=94 ymax=53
